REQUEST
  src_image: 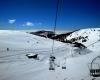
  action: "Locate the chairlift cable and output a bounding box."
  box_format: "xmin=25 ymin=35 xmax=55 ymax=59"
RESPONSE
xmin=49 ymin=0 xmax=60 ymax=70
xmin=86 ymin=39 xmax=100 ymax=48
xmin=51 ymin=0 xmax=60 ymax=55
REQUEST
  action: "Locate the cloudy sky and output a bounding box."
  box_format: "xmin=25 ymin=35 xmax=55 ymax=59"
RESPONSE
xmin=0 ymin=0 xmax=100 ymax=30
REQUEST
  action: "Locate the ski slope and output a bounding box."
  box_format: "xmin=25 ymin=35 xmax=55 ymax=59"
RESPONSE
xmin=66 ymin=28 xmax=100 ymax=51
xmin=0 ymin=29 xmax=100 ymax=80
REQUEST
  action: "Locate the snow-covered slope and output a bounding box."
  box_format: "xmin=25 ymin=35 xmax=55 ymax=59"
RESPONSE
xmin=0 ymin=30 xmax=64 ymax=50
xmin=0 ymin=30 xmax=100 ymax=80
xmin=66 ymin=28 xmax=100 ymax=51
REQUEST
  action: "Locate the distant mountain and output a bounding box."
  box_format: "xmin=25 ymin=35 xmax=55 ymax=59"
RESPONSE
xmin=66 ymin=28 xmax=100 ymax=50
xmin=52 ymin=32 xmax=73 ymax=42
xmin=28 ymin=29 xmax=87 ymax=48
xmin=51 ymin=28 xmax=100 ymax=49
xmin=28 ymin=28 xmax=100 ymax=49
xmin=29 ymin=30 xmax=55 ymax=38
xmin=50 ymin=29 xmax=80 ymax=42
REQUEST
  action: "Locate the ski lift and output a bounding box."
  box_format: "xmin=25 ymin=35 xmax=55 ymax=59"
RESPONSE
xmin=49 ymin=0 xmax=60 ymax=70
xmin=62 ymin=57 xmax=66 ymax=69
xmin=7 ymin=48 xmax=9 ymax=51
xmin=90 ymin=68 xmax=100 ymax=77
xmin=90 ymin=56 xmax=100 ymax=77
xmin=62 ymin=66 xmax=66 ymax=69
xmin=49 ymin=55 xmax=56 ymax=70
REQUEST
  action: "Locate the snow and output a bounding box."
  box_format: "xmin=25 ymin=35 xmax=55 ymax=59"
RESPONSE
xmin=66 ymin=28 xmax=100 ymax=51
xmin=0 ymin=29 xmax=100 ymax=80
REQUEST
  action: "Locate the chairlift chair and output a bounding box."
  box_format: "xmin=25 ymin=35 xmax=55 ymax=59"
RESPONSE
xmin=62 ymin=66 xmax=66 ymax=69
xmin=7 ymin=48 xmax=9 ymax=51
xmin=49 ymin=55 xmax=56 ymax=70
xmin=49 ymin=65 xmax=55 ymax=70
xmin=62 ymin=57 xmax=66 ymax=69
xmin=90 ymin=56 xmax=100 ymax=77
xmin=90 ymin=69 xmax=100 ymax=77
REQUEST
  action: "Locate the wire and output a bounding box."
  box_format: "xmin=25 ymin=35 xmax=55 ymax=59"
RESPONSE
xmin=86 ymin=39 xmax=100 ymax=48
xmin=51 ymin=0 xmax=60 ymax=55
xmin=54 ymin=0 xmax=60 ymax=33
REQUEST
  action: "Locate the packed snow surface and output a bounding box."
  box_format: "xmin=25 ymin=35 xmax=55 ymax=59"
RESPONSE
xmin=0 ymin=29 xmax=100 ymax=80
